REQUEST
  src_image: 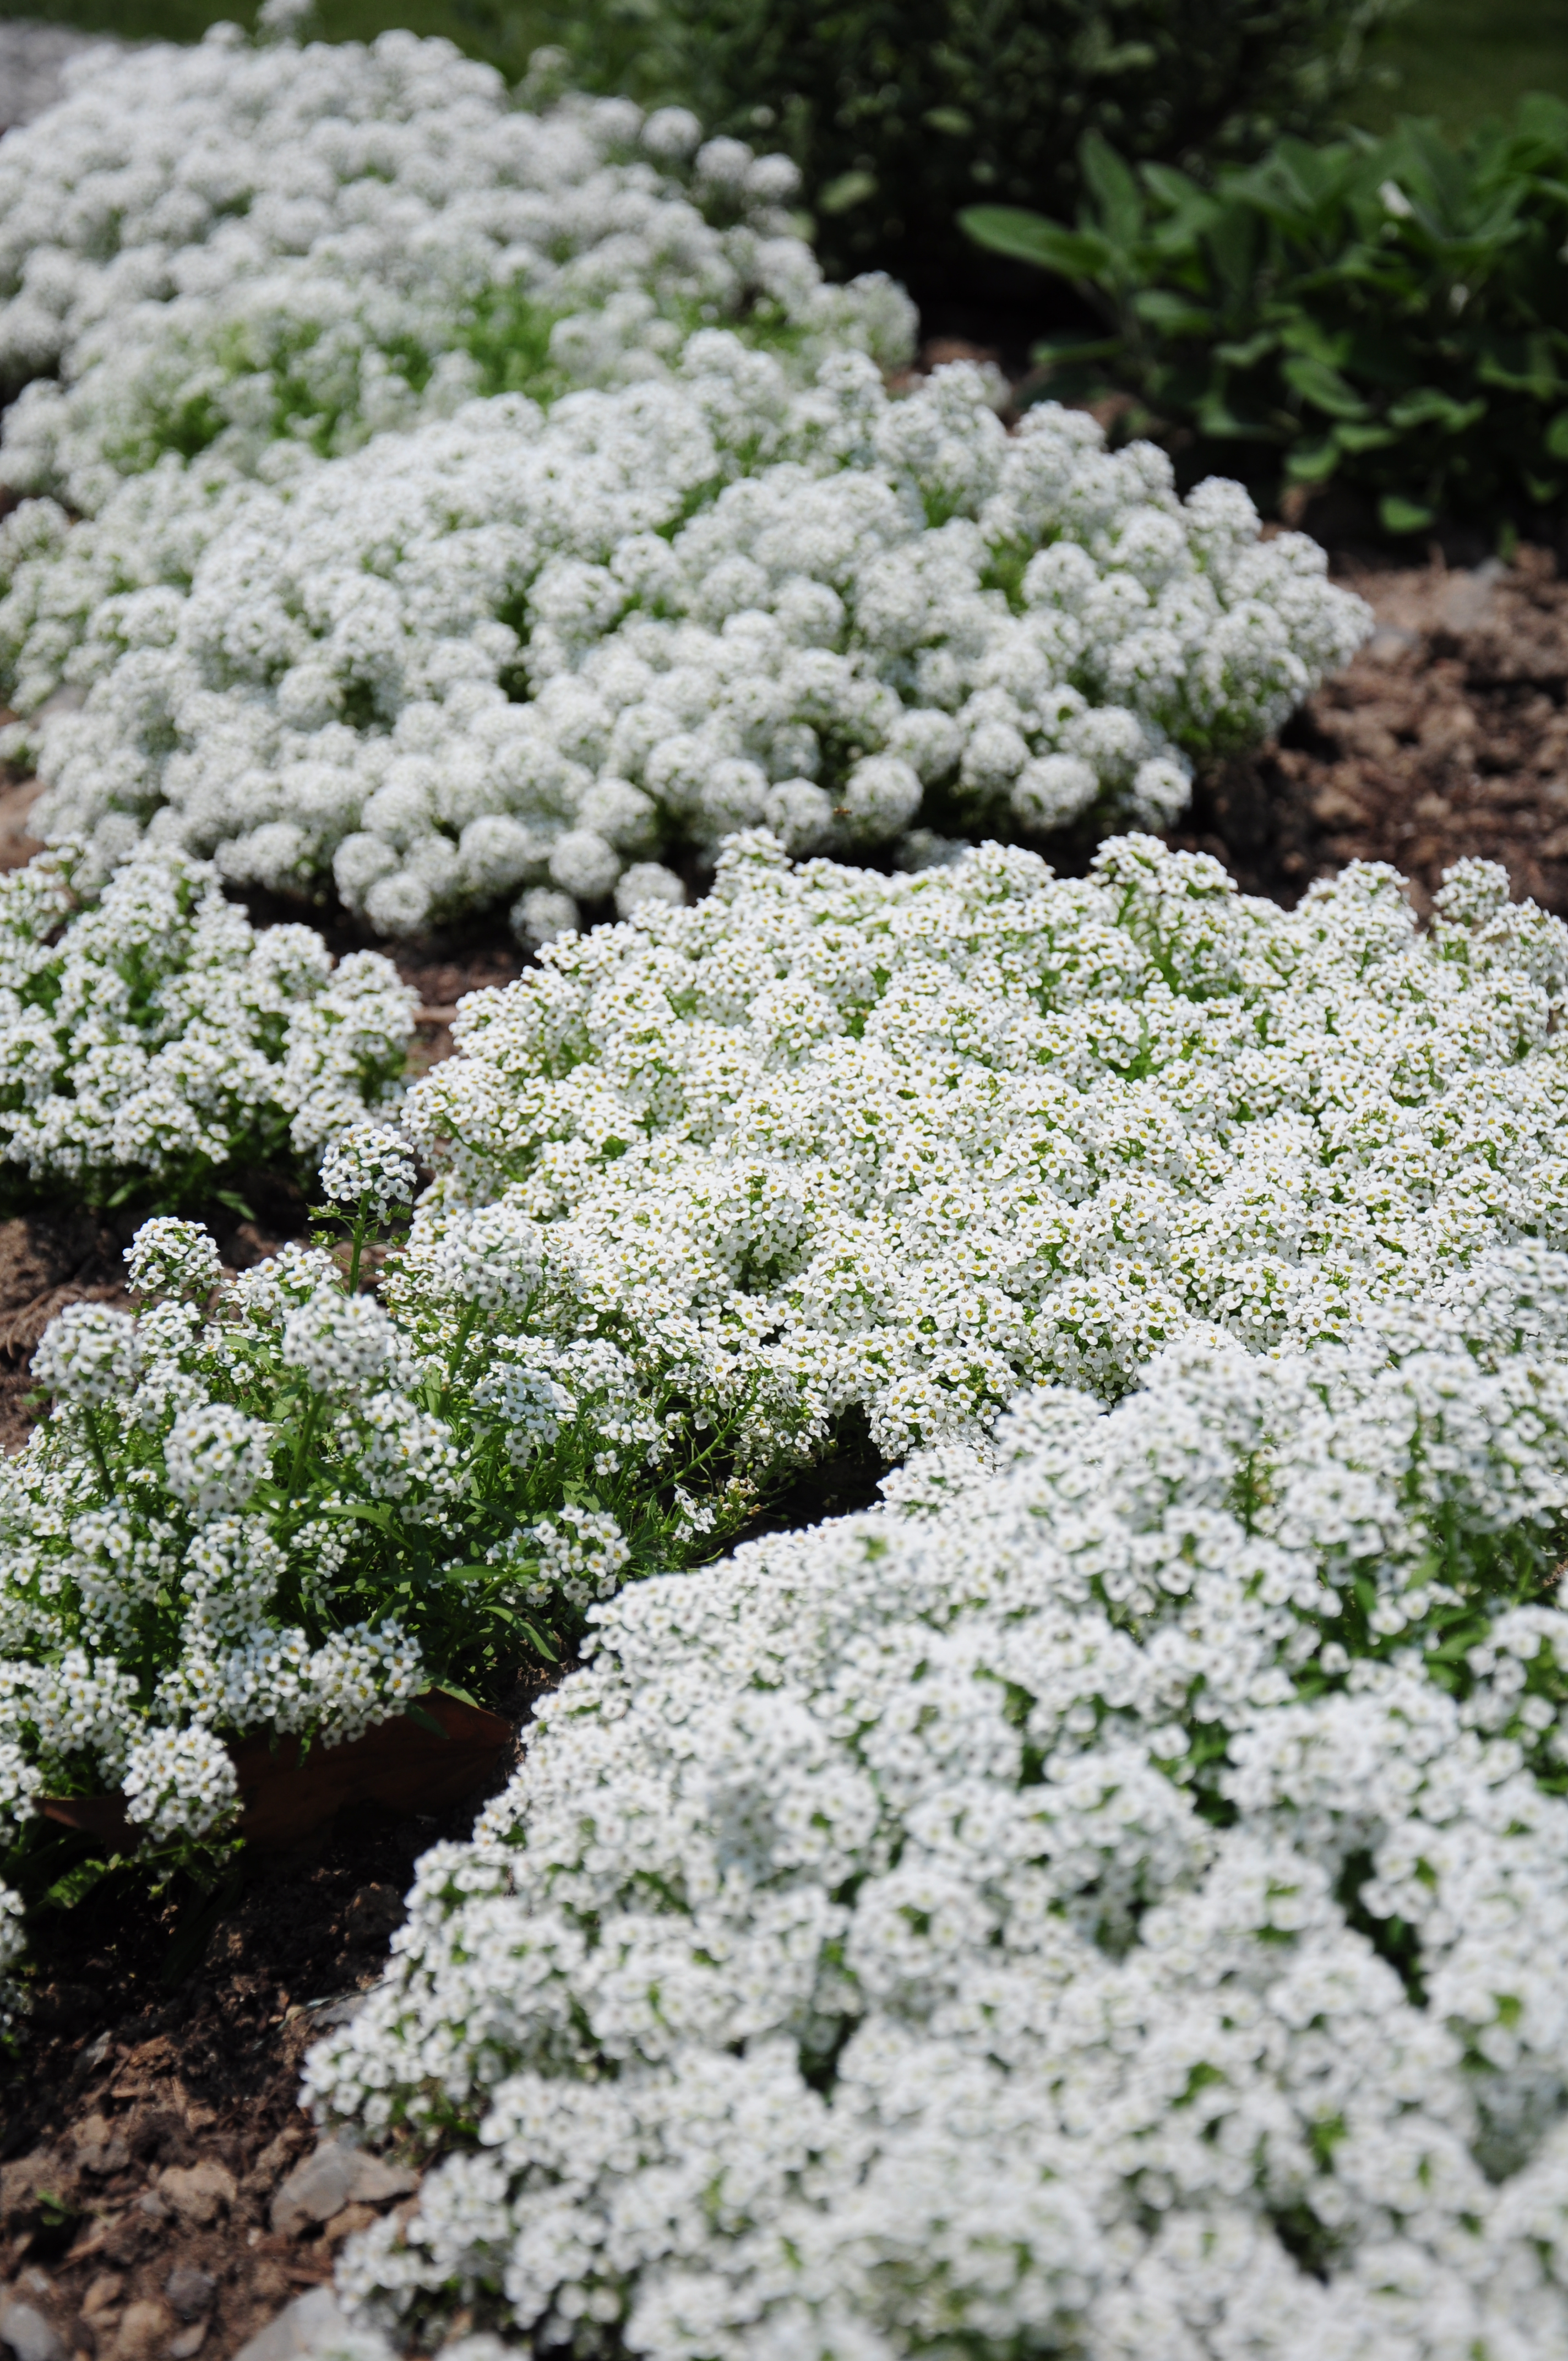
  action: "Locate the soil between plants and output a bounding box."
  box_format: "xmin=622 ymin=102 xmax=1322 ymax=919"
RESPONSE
xmin=0 ymin=1788 xmax=509 ymax=2361
xmin=6 ymin=543 xmax=1568 ymax=2355
xmin=1172 ymin=544 xmax=1568 ymax=916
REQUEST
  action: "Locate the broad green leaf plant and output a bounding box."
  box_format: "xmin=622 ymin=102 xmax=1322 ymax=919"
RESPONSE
xmin=964 ymin=99 xmax=1568 ymax=537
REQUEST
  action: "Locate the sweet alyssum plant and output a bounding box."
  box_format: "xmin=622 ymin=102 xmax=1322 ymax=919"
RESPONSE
xmin=0 ymin=844 xmax=413 ymax=1212
xmin=0 ymin=347 xmax=1367 ymax=937
xmin=306 ymin=1249 xmax=1568 ymax=2358
xmin=404 ymin=832 xmax=1568 ymax=1457
xmin=0 ymin=1130 xmax=775 ymax=1912
xmin=0 ymin=22 xmax=911 ymax=519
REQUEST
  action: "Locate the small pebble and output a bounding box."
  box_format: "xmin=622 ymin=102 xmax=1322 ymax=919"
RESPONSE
xmin=160 ymin=2272 xmax=213 ymax=2325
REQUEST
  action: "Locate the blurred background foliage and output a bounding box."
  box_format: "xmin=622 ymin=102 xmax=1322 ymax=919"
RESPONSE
xmin=3 ymin=0 xmax=1565 ymax=536
xmin=6 ymin=1 xmax=1566 ymax=210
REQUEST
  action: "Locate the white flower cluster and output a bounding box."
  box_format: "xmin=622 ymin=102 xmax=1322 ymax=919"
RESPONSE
xmin=0 ymin=25 xmax=911 ymax=518
xmin=0 ymin=350 xmax=1368 ymax=933
xmin=526 ymin=1505 xmax=632 ymax=1614
xmin=0 ymin=1184 xmax=759 ymax=1852
xmin=119 ymin=1717 xmax=238 ymax=1841
xmin=307 ymin=1255 xmax=1568 ymax=2359
xmin=0 ymin=844 xmax=414 ymax=1202
xmin=404 ymin=834 xmax=1568 ymax=1456
xmin=124 ymin=1214 xmax=226 ymax=1301
xmin=322 ymin=1124 xmax=420 ymax=1220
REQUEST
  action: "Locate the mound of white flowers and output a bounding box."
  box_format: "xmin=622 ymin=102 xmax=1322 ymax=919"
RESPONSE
xmin=306 ymin=1246 xmax=1568 ymax=2359
xmin=0 ymin=1120 xmax=777 ymax=1888
xmin=0 ymin=352 xmax=1368 ymax=932
xmin=0 ymin=22 xmax=909 ymax=516
xmin=0 ymin=844 xmax=413 ymax=1206
xmin=402 ymin=833 xmax=1568 ymax=1455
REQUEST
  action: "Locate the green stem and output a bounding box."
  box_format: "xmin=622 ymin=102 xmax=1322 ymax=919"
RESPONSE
xmin=84 ymin=1406 xmax=114 ymax=1499
xmin=442 ymin=1302 xmax=479 ymax=1411
xmin=284 ymin=1391 xmax=324 ymax=1512
xmin=346 ymin=1199 xmax=370 ymax=1296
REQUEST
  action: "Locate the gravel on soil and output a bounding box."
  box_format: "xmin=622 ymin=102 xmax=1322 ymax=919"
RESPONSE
xmin=0 ymin=1786 xmax=515 ymax=2361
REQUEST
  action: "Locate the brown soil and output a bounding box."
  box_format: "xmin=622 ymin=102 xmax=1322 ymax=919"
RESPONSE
xmin=0 ymin=1783 xmax=514 ymax=2361
xmin=391 ymin=941 xmax=525 ymax=1075
xmin=1180 ymin=545 xmax=1568 ymax=915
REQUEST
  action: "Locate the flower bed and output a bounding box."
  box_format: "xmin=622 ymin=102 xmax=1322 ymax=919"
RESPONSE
xmin=0 ymin=1131 xmax=778 ymax=1906
xmin=0 ymin=24 xmax=910 ymax=518
xmin=404 ymin=831 xmax=1568 ymax=1454
xmin=0 ymin=843 xmax=413 ymax=1211
xmin=304 ymin=1250 xmax=1568 ymax=2354
xmin=0 ymin=353 xmax=1368 ymax=934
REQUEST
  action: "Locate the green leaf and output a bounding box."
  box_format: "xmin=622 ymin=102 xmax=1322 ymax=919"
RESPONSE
xmin=214 ymin=1188 xmax=257 ymax=1220
xmin=1130 ymin=290 xmax=1213 ymax=336
xmin=818 ymin=171 xmax=876 ymax=216
xmin=1281 ymin=354 xmax=1369 ymax=420
xmin=1386 ymin=388 xmax=1487 ymax=434
xmin=1284 ymin=435 xmax=1343 ymax=485
xmin=319 ymin=1501 xmax=400 ymax=1535
xmin=519 ymin=1621 xmax=560 ymax=1662
xmin=1547 ymin=410 xmax=1568 ymax=461
xmin=1028 ymin=333 xmax=1123 ymax=367
xmin=45 ymin=1855 xmax=115 ymax=1910
xmin=923 ymin=107 xmax=971 ymax=137
xmin=1195 ymin=389 xmax=1274 ymax=440
xmin=405 ymin=1700 xmax=450 ymax=1739
xmin=1379 ymin=493 xmax=1436 ymax=535
xmin=959 ymin=206 xmax=1115 ymax=279
xmin=1214 ymin=331 xmax=1278 ymax=368
xmin=1333 ymin=422 xmax=1399 ymax=453
xmin=1080 ymin=133 xmax=1143 ymax=247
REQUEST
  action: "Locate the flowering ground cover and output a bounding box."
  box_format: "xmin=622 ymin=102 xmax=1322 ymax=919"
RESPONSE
xmin=0 ymin=350 xmax=1368 ymax=936
xmin=0 ymin=844 xmax=413 ymax=1211
xmin=406 ymin=831 xmax=1568 ymax=1449
xmin=2 ymin=21 xmax=1566 ymax=2361
xmin=0 ymin=23 xmax=909 ymax=518
xmin=0 ymin=1129 xmax=772 ymax=1908
xmin=306 ymin=1256 xmax=1568 ymax=2356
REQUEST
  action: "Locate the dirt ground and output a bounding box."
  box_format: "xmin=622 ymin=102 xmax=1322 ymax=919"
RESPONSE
xmin=1176 ymin=545 xmax=1568 ymax=915
xmin=0 ymin=1788 xmax=506 ymax=2361
xmin=6 ymin=541 xmax=1568 ymax=2360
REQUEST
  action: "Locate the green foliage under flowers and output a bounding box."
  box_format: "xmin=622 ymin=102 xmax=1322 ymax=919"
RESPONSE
xmin=964 ymin=98 xmax=1568 ymax=536
xmin=538 ymin=0 xmax=1394 ymax=292
xmin=0 ymin=1169 xmax=776 ymax=1925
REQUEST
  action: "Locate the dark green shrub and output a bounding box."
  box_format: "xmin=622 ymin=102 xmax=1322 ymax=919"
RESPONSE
xmin=538 ymin=0 xmax=1395 ymax=298
xmin=963 ymin=97 xmax=1568 ymax=533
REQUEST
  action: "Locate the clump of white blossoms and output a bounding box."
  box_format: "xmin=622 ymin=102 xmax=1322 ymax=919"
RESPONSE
xmin=402 ymin=833 xmax=1568 ymax=1456
xmin=0 ymin=349 xmax=1367 ymax=933
xmin=0 ymin=1173 xmax=771 ymax=1875
xmin=0 ymin=24 xmax=911 ymax=517
xmin=0 ymin=844 xmax=414 ymax=1207
xmin=305 ymin=1253 xmax=1568 ymax=2358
